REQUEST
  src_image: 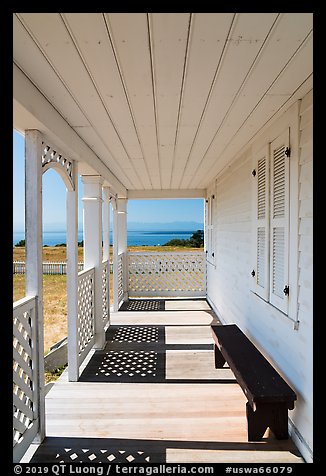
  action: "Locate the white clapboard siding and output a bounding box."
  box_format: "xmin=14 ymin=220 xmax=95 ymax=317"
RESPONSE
xmin=298 ymin=91 xmax=313 ymax=318
xmin=269 ymin=129 xmax=290 ymax=314
xmin=252 ymin=146 xmax=269 ymax=300
xmin=206 ymin=91 xmax=313 ymax=461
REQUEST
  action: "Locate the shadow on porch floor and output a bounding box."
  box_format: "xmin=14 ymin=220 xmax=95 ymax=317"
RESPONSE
xmin=29 ymin=436 xmax=303 ymax=463
xmin=79 ymin=324 xmax=236 ymax=384
xmin=118 ymin=298 xmax=212 ymax=312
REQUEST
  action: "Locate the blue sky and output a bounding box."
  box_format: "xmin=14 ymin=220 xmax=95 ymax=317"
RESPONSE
xmin=13 ymin=130 xmax=204 ymax=231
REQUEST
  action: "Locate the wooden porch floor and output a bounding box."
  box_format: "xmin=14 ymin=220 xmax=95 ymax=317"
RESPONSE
xmin=24 ymin=299 xmax=304 ymax=463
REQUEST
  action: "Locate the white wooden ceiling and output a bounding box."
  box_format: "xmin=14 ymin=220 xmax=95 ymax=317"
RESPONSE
xmin=13 ymin=13 xmax=313 ymax=194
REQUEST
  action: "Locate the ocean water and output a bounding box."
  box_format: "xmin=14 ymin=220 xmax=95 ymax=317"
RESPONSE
xmin=13 ymin=230 xmax=197 ymax=247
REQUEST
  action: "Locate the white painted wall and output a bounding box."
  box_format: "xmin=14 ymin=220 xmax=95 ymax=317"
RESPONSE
xmin=206 ymin=90 xmax=313 ymax=462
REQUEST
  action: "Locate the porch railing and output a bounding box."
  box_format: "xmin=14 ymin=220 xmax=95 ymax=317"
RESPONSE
xmin=128 ymin=252 xmax=206 ymax=297
xmin=13 ymin=296 xmax=39 ymax=462
xmin=77 ymin=267 xmax=95 ymax=366
xmin=118 ymin=252 xmax=125 ymax=304
xmin=118 ymin=253 xmax=124 ymax=303
xmin=102 ymin=260 xmax=109 ymax=326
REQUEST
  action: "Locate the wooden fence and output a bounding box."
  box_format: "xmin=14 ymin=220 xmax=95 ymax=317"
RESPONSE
xmin=13 ymin=261 xmax=113 ymax=275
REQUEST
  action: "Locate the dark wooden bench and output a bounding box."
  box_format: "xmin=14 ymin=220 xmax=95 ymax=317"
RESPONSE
xmin=211 ymin=324 xmax=296 ymax=441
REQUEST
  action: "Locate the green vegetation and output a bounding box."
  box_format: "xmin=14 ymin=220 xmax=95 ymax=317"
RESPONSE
xmin=45 ymin=364 xmax=68 ymax=384
xmin=15 ymin=239 xmax=25 ymax=247
xmin=163 ymin=230 xmax=204 ymax=248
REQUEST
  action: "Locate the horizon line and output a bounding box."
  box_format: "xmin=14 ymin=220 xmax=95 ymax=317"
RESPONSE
xmin=13 ymin=228 xmax=204 ymax=233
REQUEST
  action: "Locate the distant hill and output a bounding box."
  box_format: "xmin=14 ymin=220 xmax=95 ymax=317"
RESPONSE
xmin=127 ymin=221 xmax=204 ymax=232
xmin=15 ymin=221 xmax=204 ymax=234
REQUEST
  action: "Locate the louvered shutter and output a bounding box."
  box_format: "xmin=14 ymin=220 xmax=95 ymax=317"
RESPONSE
xmin=269 ymin=129 xmax=290 ymax=314
xmin=252 ymin=146 xmax=269 ymax=300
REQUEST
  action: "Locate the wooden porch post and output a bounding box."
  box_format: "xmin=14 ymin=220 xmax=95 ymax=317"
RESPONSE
xmin=82 ymin=175 xmax=105 ymax=350
xmin=102 ymin=187 xmax=111 ymax=263
xmin=67 ymin=162 xmax=79 ymax=381
xmin=112 ymin=197 xmax=119 ymax=312
xmin=102 ymin=186 xmax=111 ymax=326
xmin=113 ymin=197 xmax=128 ymax=311
xmin=25 ymin=129 xmax=45 ymax=442
xmin=117 ymin=198 xmax=128 ymax=302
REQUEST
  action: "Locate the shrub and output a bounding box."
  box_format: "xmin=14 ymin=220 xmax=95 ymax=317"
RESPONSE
xmin=163 ymin=238 xmax=188 ymax=247
xmin=163 ymin=230 xmax=204 ymax=248
xmin=188 ymin=230 xmax=204 ymax=248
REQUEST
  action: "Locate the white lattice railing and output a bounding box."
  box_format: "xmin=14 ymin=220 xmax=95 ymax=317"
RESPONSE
xmin=13 ymin=296 xmax=39 ymax=462
xmin=77 ymin=267 xmax=95 ymax=366
xmin=102 ymin=260 xmax=109 ymax=326
xmin=118 ymin=252 xmax=124 ymax=304
xmin=128 ymin=252 xmax=206 ymax=297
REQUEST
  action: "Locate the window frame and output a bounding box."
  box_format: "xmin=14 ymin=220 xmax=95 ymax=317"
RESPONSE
xmin=205 ymin=189 xmax=216 ymax=266
xmin=269 ymin=129 xmax=290 ymax=314
xmin=251 ymin=117 xmax=299 ymax=325
xmin=251 ymin=145 xmax=270 ymax=301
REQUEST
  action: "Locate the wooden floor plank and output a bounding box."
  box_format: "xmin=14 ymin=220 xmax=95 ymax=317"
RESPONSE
xmin=165 ymin=299 xmax=212 ymax=311
xmin=111 ymin=310 xmax=218 ymax=326
xmin=26 ymin=300 xmax=304 ymax=463
xmin=166 ymin=325 xmax=214 ymax=344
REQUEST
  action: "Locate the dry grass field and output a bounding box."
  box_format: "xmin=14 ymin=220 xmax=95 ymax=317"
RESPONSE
xmin=13 ymin=245 xmax=202 ymax=262
xmin=13 ymin=273 xmax=114 ymax=355
xmin=13 ymin=246 xmax=84 ymax=262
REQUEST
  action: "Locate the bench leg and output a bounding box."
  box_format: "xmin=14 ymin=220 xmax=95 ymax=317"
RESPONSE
xmin=246 ymin=402 xmax=289 ymax=441
xmin=214 ymin=344 xmax=226 ymax=368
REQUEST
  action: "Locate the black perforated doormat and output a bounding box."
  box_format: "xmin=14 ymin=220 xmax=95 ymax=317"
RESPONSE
xmin=119 ymin=299 xmax=165 ymax=311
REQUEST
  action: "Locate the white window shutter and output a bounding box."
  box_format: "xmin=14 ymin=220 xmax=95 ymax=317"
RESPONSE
xmin=269 ymin=129 xmax=290 ymax=314
xmin=252 ymin=146 xmax=269 ymax=300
